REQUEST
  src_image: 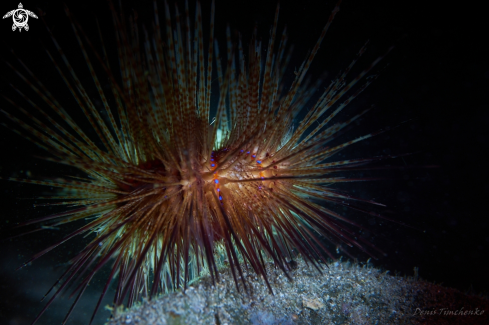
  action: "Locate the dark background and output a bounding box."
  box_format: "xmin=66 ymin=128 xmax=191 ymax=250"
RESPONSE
xmin=1 ymin=0 xmax=488 ymax=324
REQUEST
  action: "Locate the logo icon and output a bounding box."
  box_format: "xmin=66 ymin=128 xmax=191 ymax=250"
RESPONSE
xmin=3 ymin=3 xmax=38 ymax=32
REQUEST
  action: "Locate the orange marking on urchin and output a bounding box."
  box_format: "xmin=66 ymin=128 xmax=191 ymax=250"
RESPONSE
xmin=1 ymin=0 xmax=395 ymax=324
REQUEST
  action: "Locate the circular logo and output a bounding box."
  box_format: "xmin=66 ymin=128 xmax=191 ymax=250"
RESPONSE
xmin=2 ymin=3 xmax=38 ymax=32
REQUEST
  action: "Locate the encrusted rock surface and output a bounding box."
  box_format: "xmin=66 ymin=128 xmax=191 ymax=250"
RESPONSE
xmin=106 ymin=259 xmax=489 ymax=325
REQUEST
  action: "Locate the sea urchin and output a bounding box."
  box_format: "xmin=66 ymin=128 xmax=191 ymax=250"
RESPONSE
xmin=2 ymin=0 xmax=395 ymax=323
